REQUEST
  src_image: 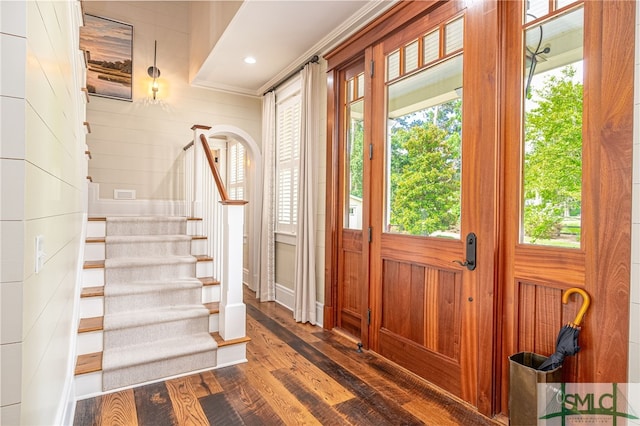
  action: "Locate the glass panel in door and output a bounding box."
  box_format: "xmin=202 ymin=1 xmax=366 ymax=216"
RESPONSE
xmin=386 ymin=55 xmax=463 ymax=238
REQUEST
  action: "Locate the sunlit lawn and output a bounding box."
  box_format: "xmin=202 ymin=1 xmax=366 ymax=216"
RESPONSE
xmin=523 ymin=217 xmax=581 ymax=248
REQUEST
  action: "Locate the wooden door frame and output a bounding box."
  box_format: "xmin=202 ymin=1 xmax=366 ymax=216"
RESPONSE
xmin=498 ymin=0 xmax=635 ymax=415
xmin=332 ymin=56 xmax=371 ymax=345
xmin=324 ymin=0 xmax=500 ymax=417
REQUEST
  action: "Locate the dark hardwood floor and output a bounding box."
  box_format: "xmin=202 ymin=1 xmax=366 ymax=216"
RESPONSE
xmin=74 ymin=288 xmax=499 ymax=425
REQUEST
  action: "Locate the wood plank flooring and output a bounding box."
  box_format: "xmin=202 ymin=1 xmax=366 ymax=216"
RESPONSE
xmin=74 ymin=288 xmax=499 ymax=425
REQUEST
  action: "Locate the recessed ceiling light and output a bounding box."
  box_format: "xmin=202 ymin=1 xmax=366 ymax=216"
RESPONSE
xmin=244 ymin=57 xmax=256 ymax=64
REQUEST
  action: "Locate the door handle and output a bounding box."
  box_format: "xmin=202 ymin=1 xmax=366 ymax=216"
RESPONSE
xmin=453 ymin=232 xmax=477 ymax=271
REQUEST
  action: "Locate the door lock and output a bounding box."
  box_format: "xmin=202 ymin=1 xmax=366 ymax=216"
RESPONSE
xmin=453 ymin=232 xmax=477 ymax=271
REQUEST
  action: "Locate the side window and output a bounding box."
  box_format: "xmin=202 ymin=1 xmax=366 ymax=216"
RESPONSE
xmin=275 ymin=78 xmax=301 ymax=234
xmin=521 ymin=4 xmax=583 ymax=247
xmin=228 ymin=139 xmax=245 ymax=200
xmin=344 ymin=70 xmax=365 ymax=230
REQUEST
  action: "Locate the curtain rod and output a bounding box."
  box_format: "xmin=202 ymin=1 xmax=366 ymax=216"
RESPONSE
xmin=263 ymin=55 xmax=319 ymax=96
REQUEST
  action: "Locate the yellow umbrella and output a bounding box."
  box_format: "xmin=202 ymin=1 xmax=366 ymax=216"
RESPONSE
xmin=538 ymin=288 xmax=591 ymax=371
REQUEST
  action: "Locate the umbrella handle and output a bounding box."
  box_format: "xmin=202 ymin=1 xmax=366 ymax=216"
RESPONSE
xmin=562 ymin=287 xmax=591 ymax=327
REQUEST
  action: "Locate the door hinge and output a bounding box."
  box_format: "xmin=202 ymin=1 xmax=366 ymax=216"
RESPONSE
xmin=370 ymin=59 xmax=374 ymax=77
xmin=367 ymin=308 xmax=371 ymax=325
xmin=368 ymin=226 xmax=372 ymax=243
xmin=369 ymin=143 xmax=373 ymax=160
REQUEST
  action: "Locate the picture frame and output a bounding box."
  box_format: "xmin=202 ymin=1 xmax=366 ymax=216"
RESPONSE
xmin=80 ymin=14 xmax=133 ymax=101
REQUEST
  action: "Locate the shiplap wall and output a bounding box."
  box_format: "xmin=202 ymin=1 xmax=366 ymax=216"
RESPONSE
xmin=83 ymin=1 xmax=261 ymax=202
xmin=1 ymin=0 xmax=86 ymax=424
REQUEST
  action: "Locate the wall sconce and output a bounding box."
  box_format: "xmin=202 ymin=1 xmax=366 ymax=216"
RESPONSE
xmin=147 ymin=40 xmax=161 ymax=100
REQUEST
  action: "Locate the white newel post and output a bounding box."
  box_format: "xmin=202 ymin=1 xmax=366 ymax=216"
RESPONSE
xmin=219 ymin=202 xmax=247 ymax=340
xmin=191 ymin=125 xmax=211 ymax=218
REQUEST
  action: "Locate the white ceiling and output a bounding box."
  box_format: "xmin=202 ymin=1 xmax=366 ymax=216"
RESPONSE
xmin=191 ymin=0 xmax=395 ymax=96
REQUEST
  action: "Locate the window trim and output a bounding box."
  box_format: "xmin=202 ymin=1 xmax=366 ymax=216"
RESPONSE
xmin=275 ymin=75 xmax=302 ymax=235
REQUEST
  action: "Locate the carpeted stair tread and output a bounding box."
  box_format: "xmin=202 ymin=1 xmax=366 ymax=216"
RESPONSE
xmin=103 ymin=305 xmax=209 ymax=330
xmin=106 ymin=235 xmax=193 ymax=258
xmin=106 ymin=216 xmax=186 ymax=223
xmin=106 ymin=216 xmax=187 ymax=236
xmin=104 ymin=279 xmax=203 ymax=314
xmin=106 ymin=235 xmax=192 ymax=243
xmin=102 ymin=333 xmax=217 ymax=371
xmin=105 ymin=255 xmax=196 ymax=269
xmin=104 ymin=278 xmax=202 ymax=296
xmin=99 ymin=215 xmax=217 ymax=391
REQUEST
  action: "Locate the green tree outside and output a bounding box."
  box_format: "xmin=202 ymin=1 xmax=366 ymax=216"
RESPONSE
xmin=388 ymin=99 xmax=462 ymax=236
xmin=523 ymin=65 xmax=582 ymax=243
xmin=348 ymin=117 xmax=364 ymax=199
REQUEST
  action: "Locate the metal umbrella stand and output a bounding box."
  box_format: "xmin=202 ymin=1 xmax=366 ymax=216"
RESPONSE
xmin=509 ymin=288 xmax=591 ymax=425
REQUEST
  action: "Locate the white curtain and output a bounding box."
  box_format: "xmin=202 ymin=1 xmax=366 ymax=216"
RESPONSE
xmin=294 ymin=62 xmax=320 ymax=323
xmin=258 ymin=92 xmax=276 ymax=301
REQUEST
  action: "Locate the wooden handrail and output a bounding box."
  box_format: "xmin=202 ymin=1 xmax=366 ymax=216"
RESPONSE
xmin=183 ymin=140 xmax=194 ymax=151
xmin=199 ymin=133 xmax=230 ymax=201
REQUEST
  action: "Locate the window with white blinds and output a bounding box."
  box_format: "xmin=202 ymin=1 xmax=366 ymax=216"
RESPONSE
xmin=228 ymin=140 xmax=245 ymax=200
xmin=276 ymin=81 xmax=301 ymax=234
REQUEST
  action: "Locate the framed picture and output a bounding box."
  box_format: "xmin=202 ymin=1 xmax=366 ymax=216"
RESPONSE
xmin=80 ymin=14 xmax=133 ymax=101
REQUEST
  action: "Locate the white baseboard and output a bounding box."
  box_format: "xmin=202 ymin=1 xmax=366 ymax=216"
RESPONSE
xmin=274 ymin=283 xmax=324 ymax=327
xmin=315 ymin=301 xmax=324 ymax=327
xmin=275 ymin=283 xmax=295 ymax=311
xmin=88 ymin=183 xmax=186 ymax=216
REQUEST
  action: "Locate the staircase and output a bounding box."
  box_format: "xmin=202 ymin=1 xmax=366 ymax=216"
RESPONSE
xmin=74 ymin=216 xmax=249 ymax=398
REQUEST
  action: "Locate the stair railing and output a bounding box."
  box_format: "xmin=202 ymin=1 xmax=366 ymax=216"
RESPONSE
xmin=185 ymin=125 xmax=248 ymax=341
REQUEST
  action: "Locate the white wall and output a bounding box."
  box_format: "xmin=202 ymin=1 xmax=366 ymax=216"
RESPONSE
xmin=1 ymin=0 xmax=86 ymax=424
xmin=189 ymin=1 xmax=242 ymax=86
xmin=630 ymin=0 xmax=640 ymax=384
xmin=84 ymin=1 xmax=261 ymax=205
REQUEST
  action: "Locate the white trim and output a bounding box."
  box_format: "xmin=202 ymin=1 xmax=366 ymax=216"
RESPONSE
xmin=57 ymin=212 xmax=87 ymax=426
xmin=215 ymin=343 xmax=248 ymax=368
xmin=88 ymin=183 xmax=186 ymax=216
xmin=274 ymin=283 xmax=324 ymax=327
xmin=275 ymin=232 xmax=296 ymax=245
xmin=208 ymin=125 xmax=263 ymax=298
xmin=190 ymin=80 xmax=262 ymax=98
xmin=275 ymin=282 xmax=295 ymax=311
xmin=257 ymin=1 xmax=398 ymax=95
xmin=276 ymin=75 xmax=302 ymax=103
xmin=243 ymin=267 xmax=250 ymax=285
xmin=315 ymin=301 xmax=324 ymax=327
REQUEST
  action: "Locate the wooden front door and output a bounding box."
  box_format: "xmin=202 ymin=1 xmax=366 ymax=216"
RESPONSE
xmin=366 ymin=3 xmax=498 ymax=407
xmin=325 ymin=0 xmax=634 ymax=418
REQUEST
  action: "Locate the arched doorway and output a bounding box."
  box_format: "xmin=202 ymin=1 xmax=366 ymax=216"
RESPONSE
xmin=209 ymin=125 xmax=262 ymax=292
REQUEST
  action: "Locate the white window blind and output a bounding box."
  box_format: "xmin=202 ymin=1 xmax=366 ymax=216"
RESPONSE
xmin=275 ymin=82 xmax=301 ymax=234
xmin=228 ymin=140 xmax=245 ymax=200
